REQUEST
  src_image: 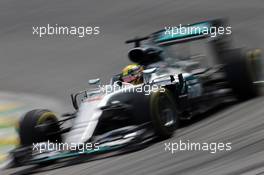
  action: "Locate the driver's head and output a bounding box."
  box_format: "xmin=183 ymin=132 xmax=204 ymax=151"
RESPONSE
xmin=121 ymin=64 xmax=143 ymax=85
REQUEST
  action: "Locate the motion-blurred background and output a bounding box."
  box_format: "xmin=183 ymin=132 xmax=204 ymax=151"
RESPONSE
xmin=1 ymin=0 xmax=264 ymax=174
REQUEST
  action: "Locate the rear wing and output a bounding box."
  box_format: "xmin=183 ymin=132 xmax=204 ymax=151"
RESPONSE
xmin=151 ymin=19 xmax=229 ymax=46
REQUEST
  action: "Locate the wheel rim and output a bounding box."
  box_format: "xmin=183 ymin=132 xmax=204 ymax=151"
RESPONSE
xmin=158 ymin=95 xmax=176 ymax=127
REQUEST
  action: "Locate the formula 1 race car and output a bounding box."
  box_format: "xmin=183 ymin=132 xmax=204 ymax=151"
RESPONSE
xmin=7 ymin=19 xmax=262 ymax=167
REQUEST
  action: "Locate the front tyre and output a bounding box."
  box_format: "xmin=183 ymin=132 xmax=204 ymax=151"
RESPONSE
xmin=18 ymin=109 xmax=61 ymax=146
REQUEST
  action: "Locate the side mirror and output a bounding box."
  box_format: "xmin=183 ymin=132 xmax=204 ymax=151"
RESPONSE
xmin=71 ymin=93 xmax=80 ymax=110
xmin=88 ymin=78 xmax=100 ymax=85
xmin=143 ymin=67 xmax=157 ymax=74
xmin=143 ymin=67 xmax=158 ymax=84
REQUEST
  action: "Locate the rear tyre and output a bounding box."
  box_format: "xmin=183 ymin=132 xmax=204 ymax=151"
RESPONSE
xmin=150 ymin=89 xmax=178 ymax=139
xmin=221 ymin=49 xmax=259 ymax=100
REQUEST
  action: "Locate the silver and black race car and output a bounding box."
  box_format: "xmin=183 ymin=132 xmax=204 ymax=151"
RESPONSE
xmin=8 ymin=19 xmax=262 ymax=167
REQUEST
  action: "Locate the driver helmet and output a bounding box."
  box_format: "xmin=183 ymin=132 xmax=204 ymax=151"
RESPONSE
xmin=121 ymin=64 xmax=144 ymax=85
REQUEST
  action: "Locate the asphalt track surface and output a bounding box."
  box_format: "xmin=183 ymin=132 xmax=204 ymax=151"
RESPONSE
xmin=1 ymin=0 xmax=264 ymax=174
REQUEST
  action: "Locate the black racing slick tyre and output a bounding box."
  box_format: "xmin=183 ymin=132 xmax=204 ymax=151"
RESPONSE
xmin=18 ymin=109 xmax=61 ymax=146
xmin=150 ymin=89 xmax=178 ymax=139
xmin=221 ymin=49 xmax=259 ymax=100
